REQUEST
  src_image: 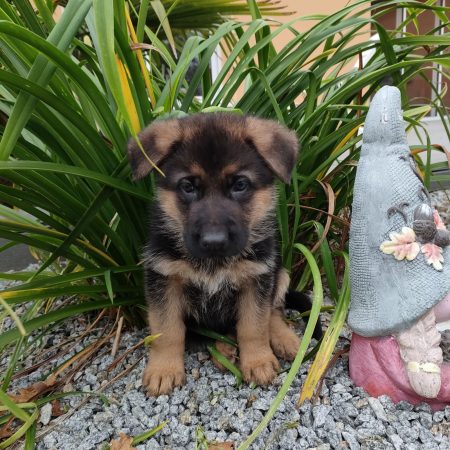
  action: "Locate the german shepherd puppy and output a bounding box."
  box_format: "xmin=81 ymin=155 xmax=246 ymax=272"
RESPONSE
xmin=128 ymin=113 xmax=318 ymax=396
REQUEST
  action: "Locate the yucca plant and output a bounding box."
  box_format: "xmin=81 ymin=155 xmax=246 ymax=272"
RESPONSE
xmin=1 ymin=0 xmax=450 ymax=447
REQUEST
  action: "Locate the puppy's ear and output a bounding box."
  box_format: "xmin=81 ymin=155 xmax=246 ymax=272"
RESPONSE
xmin=127 ymin=119 xmax=180 ymax=180
xmin=245 ymin=117 xmax=299 ymax=183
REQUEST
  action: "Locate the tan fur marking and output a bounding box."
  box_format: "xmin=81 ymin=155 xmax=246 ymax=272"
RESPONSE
xmin=215 ymin=114 xmax=245 ymax=142
xmin=148 ymin=256 xmax=269 ymax=295
xmin=221 ymin=163 xmax=240 ymax=178
xmin=245 ymin=117 xmax=298 ymax=183
xmin=237 ymin=284 xmax=279 ymax=385
xmin=248 ymin=187 xmax=276 ymax=228
xmin=212 ymin=337 xmax=238 ymax=372
xmin=143 ymin=276 xmax=186 ymax=396
xmin=178 ymin=119 xmax=196 ymax=142
xmin=129 ymin=119 xmax=181 ymax=180
xmin=269 ymin=309 xmax=300 ymax=361
xmin=274 ymin=268 xmax=290 ymax=308
xmin=153 ymin=120 xmax=180 ymax=156
xmin=189 ymin=163 xmax=206 ymax=178
xmin=270 ymin=268 xmax=301 ymax=360
xmin=157 ymin=188 xmax=184 ymax=230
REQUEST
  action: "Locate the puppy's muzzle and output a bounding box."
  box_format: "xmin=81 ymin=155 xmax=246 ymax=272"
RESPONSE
xmin=199 ymin=227 xmax=229 ymax=253
xmin=186 ymin=220 xmax=248 ymax=259
xmin=185 ymin=198 xmax=249 ymax=259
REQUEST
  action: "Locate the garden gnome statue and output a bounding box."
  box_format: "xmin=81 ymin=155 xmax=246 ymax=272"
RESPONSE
xmin=348 ymin=85 xmax=450 ymax=410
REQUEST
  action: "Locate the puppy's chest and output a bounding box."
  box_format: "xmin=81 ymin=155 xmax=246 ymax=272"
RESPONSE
xmin=182 ymin=266 xmax=244 ymax=313
xmin=151 ymin=256 xmax=269 ymax=294
xmin=184 ymin=280 xmax=238 ymax=310
xmin=183 ymin=277 xmax=240 ymax=332
xmin=178 ymin=260 xmax=269 ymax=329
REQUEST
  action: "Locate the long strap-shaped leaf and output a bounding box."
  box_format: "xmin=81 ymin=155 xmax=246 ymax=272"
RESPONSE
xmin=299 ymin=252 xmax=350 ymax=404
xmin=0 ymin=160 xmax=147 ymax=200
xmin=238 ymin=244 xmax=323 ymax=450
xmin=0 ymin=0 xmax=93 ymax=160
xmin=0 ymin=20 xmax=126 ymax=151
xmin=92 ymin=0 xmax=139 ymax=135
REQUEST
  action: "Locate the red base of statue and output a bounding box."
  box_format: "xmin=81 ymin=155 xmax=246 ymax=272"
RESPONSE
xmin=349 ymin=333 xmax=450 ymax=411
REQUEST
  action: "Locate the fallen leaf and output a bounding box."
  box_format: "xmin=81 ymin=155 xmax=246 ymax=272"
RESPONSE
xmin=51 ymin=399 xmax=65 ymax=417
xmin=209 ymin=443 xmax=234 ymax=450
xmin=0 ymin=423 xmax=13 ymax=439
xmin=9 ymin=374 xmax=57 ymax=403
xmin=380 ymin=227 xmax=420 ymax=261
xmin=110 ymin=432 xmax=136 ymax=450
xmin=422 ymin=243 xmax=444 ymax=271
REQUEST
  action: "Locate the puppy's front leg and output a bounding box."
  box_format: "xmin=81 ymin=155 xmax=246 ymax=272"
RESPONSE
xmin=237 ymin=283 xmax=279 ymax=385
xmin=143 ymin=275 xmax=186 ymax=396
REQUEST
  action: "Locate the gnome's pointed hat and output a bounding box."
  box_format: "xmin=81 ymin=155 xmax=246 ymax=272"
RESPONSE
xmin=348 ymin=86 xmax=450 ymax=337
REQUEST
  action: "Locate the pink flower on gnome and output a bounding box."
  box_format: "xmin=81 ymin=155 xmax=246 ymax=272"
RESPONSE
xmin=380 ymin=211 xmax=447 ymax=271
xmin=380 ymin=227 xmax=420 ymax=261
xmin=433 ymin=209 xmax=447 ymax=230
xmin=422 ymin=243 xmax=444 ymax=271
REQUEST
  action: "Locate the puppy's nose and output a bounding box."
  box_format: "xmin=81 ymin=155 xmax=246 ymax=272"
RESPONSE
xmin=200 ymin=230 xmax=228 ymax=252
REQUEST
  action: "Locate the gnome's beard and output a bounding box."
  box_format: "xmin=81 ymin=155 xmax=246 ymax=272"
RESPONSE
xmin=394 ymin=291 xmax=450 ymax=400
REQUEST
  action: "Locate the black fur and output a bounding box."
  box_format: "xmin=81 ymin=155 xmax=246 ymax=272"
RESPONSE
xmin=129 ymin=113 xmax=321 ymax=395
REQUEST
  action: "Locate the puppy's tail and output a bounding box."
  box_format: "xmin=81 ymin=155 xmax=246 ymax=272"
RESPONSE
xmin=285 ymin=290 xmax=322 ymax=340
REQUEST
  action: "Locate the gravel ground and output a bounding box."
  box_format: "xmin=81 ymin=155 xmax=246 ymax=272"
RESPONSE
xmin=1 ymin=191 xmax=450 ymax=450
xmin=12 ymin=324 xmax=450 ymax=450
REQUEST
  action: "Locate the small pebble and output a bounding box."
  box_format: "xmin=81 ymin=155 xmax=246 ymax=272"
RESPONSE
xmin=39 ymin=403 xmax=52 ymax=426
xmin=368 ymin=397 xmax=388 ymax=422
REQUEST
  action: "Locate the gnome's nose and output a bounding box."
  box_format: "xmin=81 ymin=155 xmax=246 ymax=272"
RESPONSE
xmin=362 ymin=86 xmax=407 ymax=146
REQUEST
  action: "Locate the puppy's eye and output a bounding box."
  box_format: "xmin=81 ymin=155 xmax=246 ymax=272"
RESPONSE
xmin=177 ymin=178 xmax=198 ymax=202
xmin=178 ymin=179 xmax=195 ymax=196
xmin=231 ymin=177 xmax=250 ymax=194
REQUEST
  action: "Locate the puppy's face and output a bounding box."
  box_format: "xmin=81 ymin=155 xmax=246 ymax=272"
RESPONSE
xmin=128 ymin=114 xmax=299 ymax=259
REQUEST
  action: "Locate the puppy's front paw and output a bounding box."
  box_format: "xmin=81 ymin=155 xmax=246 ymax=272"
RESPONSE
xmin=240 ymin=351 xmax=279 ymax=385
xmin=143 ymin=358 xmax=185 ymax=396
xmin=212 ymin=340 xmax=238 ymax=372
xmin=271 ymin=327 xmax=300 ymax=361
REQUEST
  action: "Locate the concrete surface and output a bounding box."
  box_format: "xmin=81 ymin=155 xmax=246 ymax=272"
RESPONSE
xmin=0 ymin=238 xmax=34 ymax=272
xmin=408 ymin=117 xmax=450 ymax=159
xmin=408 ymin=117 xmax=450 ymax=190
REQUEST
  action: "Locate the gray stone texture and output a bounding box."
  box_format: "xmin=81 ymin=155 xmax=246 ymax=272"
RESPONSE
xmin=349 ymin=86 xmax=450 ymax=337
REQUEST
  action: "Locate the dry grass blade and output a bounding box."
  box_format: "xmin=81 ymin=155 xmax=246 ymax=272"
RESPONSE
xmin=0 ymin=418 xmax=14 ymax=439
xmin=310 ymin=181 xmax=336 ymax=254
xmin=108 ymin=339 xmax=145 ymax=371
xmin=296 ymin=204 xmax=349 ymax=227
xmin=111 ymin=315 xmax=124 ymax=357
xmin=32 ymin=355 xmax=144 ymax=447
xmin=12 ymin=309 xmax=109 ymax=380
xmin=299 ymin=253 xmax=350 ymax=405
xmin=53 ymin=335 xmax=111 ymax=378
xmin=311 ymin=344 xmax=350 ymax=404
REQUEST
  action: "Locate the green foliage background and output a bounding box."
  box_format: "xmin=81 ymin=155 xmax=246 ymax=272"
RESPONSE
xmin=1 ymin=0 xmax=450 ymax=447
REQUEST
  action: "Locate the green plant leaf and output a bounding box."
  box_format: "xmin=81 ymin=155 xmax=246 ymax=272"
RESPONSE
xmin=0 ymin=0 xmax=93 ymax=160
